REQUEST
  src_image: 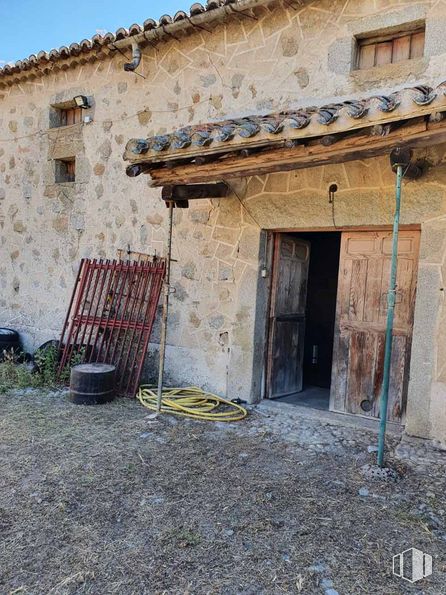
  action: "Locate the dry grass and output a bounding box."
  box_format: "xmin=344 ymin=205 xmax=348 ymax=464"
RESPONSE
xmin=0 ymin=390 xmax=445 ymax=594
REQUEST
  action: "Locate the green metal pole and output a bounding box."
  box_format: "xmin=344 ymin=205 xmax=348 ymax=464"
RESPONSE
xmin=156 ymin=201 xmax=174 ymax=413
xmin=377 ymin=164 xmax=403 ymax=467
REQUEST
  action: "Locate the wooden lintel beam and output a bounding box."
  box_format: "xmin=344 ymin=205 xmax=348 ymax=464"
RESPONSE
xmin=161 ymin=182 xmax=229 ymax=201
xmin=146 ymin=118 xmax=446 ymax=186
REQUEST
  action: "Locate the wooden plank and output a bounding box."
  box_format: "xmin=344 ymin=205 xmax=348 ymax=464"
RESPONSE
xmin=146 ymin=119 xmax=446 ymax=186
xmin=268 ymin=236 xmax=310 ymax=398
xmin=358 ymin=43 xmax=376 ymax=69
xmin=345 ymin=331 xmax=376 ymax=414
xmin=364 ymin=257 xmax=383 ymax=323
xmin=375 ymin=41 xmax=393 ymax=66
xmin=411 ymin=31 xmax=425 ymax=59
xmin=331 ymin=230 xmax=420 ymax=422
xmin=392 ymin=35 xmax=411 ymax=63
xmin=348 ymin=259 xmax=368 ymax=322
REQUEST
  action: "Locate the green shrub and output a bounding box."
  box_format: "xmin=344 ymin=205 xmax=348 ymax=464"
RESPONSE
xmin=0 ymin=345 xmax=85 ymax=394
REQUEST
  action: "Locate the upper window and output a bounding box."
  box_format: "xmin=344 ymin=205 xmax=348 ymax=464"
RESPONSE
xmin=356 ymin=27 xmax=425 ymax=70
xmin=59 ymin=107 xmax=83 ymax=127
xmin=49 ymin=97 xmax=90 ymax=128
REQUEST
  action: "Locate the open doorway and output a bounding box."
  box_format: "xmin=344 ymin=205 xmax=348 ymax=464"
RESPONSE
xmin=266 ymin=232 xmax=341 ymax=410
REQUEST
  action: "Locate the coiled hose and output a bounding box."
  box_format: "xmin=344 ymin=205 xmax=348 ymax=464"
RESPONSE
xmin=137 ymin=385 xmax=248 ymax=422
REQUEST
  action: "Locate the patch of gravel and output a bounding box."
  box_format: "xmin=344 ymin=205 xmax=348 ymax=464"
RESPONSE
xmin=0 ymin=389 xmax=445 ymax=594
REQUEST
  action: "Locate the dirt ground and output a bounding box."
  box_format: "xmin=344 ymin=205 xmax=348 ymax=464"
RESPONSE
xmin=0 ymin=390 xmax=445 ymax=595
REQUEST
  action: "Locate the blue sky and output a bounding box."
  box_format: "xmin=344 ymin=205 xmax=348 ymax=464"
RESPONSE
xmin=0 ymin=0 xmax=185 ymax=64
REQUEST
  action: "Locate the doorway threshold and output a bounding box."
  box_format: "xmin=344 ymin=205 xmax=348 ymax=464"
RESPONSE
xmin=274 ymin=386 xmax=330 ymax=410
xmin=258 ymin=399 xmax=403 ymax=436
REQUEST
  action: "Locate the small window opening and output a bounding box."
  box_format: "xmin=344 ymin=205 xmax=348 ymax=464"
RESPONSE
xmin=49 ymin=105 xmax=83 ymax=128
xmin=55 ymin=158 xmax=76 ymax=183
xmin=356 ymin=26 xmax=425 ymax=70
xmin=60 ymin=107 xmax=83 ymax=126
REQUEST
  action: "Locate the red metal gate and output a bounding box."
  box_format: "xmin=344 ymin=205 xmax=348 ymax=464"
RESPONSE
xmin=58 ymin=258 xmax=166 ymax=396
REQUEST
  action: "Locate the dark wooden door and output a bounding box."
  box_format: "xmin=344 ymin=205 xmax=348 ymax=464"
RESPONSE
xmin=330 ymin=230 xmax=420 ymax=422
xmin=268 ymin=235 xmax=310 ymax=398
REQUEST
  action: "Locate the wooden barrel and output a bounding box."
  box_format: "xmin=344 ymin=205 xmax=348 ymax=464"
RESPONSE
xmin=69 ymin=363 xmax=116 ymax=405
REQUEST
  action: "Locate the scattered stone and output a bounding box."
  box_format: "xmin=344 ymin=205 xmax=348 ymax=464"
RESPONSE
xmin=294 ymin=67 xmax=309 ymax=88
xmin=181 ymin=262 xmax=196 ymax=280
xmin=93 ymin=163 xmax=105 ymax=176
xmin=117 ymin=81 xmax=127 ymax=94
xmin=358 ymin=487 xmax=369 ymax=497
xmin=281 ymin=33 xmax=299 ymax=57
xmin=208 ymin=314 xmax=225 ymax=330
xmin=309 ymin=561 xmax=328 ymax=574
xmin=137 ymin=109 xmax=152 ymax=126
xmin=13 ymin=221 xmax=26 ymax=233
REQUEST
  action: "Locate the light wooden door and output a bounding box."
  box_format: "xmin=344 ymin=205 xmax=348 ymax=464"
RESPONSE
xmin=268 ymin=235 xmax=310 ymax=398
xmin=331 ymin=230 xmax=420 ymax=422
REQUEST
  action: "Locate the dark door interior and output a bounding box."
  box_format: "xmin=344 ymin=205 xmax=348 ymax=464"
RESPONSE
xmin=268 ymin=232 xmax=341 ymax=402
xmin=302 ymin=232 xmax=341 ymax=389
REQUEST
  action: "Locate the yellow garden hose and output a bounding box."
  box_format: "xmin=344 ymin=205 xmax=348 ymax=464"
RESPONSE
xmin=137 ymin=385 xmax=248 ymax=422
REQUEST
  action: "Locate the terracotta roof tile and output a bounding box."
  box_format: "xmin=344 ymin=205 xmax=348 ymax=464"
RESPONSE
xmin=124 ymin=82 xmax=446 ymax=173
xmin=0 ymin=0 xmax=250 ymax=80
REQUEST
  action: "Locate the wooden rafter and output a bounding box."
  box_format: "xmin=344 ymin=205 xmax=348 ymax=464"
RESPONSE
xmin=134 ymin=117 xmax=446 ymax=186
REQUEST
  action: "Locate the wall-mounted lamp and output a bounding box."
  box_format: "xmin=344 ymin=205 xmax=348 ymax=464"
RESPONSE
xmin=73 ymin=95 xmax=90 ymax=109
xmin=328 ymin=183 xmax=338 ymax=204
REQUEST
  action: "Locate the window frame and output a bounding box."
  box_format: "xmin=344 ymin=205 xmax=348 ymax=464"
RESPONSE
xmin=55 ymin=158 xmax=76 ymax=184
xmin=355 ymin=26 xmax=425 ymax=70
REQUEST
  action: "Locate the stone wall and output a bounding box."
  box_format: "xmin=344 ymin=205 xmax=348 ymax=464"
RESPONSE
xmin=1 ymin=0 xmax=446 ymax=443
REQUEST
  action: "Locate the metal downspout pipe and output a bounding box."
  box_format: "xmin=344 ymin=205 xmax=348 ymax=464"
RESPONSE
xmin=123 ymin=42 xmax=142 ymax=71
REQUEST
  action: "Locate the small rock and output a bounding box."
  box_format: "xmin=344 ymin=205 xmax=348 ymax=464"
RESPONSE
xmin=139 ymin=432 xmax=150 ymax=438
xmin=359 ymin=487 xmax=369 ymax=497
xmin=325 ymin=590 xmax=339 ymax=595
xmin=321 ymin=578 xmax=333 ymax=588
xmin=224 ymin=529 xmax=234 ymax=536
xmin=309 ymin=561 xmax=328 ymax=574
xmin=367 ymin=445 xmax=379 ymax=453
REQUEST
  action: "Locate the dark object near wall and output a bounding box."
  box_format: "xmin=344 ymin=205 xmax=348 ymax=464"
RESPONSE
xmin=58 ymin=258 xmax=166 ymax=396
xmin=0 ymin=328 xmax=22 ymax=361
xmin=69 ymin=363 xmax=116 ymax=405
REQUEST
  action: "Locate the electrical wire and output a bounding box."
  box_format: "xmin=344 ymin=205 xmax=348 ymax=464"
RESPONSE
xmin=0 ymin=98 xmax=213 ymax=143
xmin=137 ymin=385 xmax=248 ymax=422
xmin=224 ymin=181 xmax=263 ymax=229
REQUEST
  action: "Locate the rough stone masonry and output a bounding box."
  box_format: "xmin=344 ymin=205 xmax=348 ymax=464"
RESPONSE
xmin=1 ymin=0 xmax=446 ymax=447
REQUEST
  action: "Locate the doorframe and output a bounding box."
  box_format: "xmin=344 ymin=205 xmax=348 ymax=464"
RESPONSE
xmin=262 ymin=224 xmax=421 ymax=407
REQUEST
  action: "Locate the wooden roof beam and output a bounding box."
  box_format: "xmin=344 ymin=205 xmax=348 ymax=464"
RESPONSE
xmin=142 ymin=117 xmax=446 ymax=186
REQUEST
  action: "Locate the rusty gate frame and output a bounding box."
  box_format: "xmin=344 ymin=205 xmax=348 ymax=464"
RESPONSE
xmin=58 ymin=258 xmax=166 ymax=396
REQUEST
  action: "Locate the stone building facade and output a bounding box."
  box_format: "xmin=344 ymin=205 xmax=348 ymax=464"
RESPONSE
xmin=1 ymin=0 xmax=446 ymax=446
